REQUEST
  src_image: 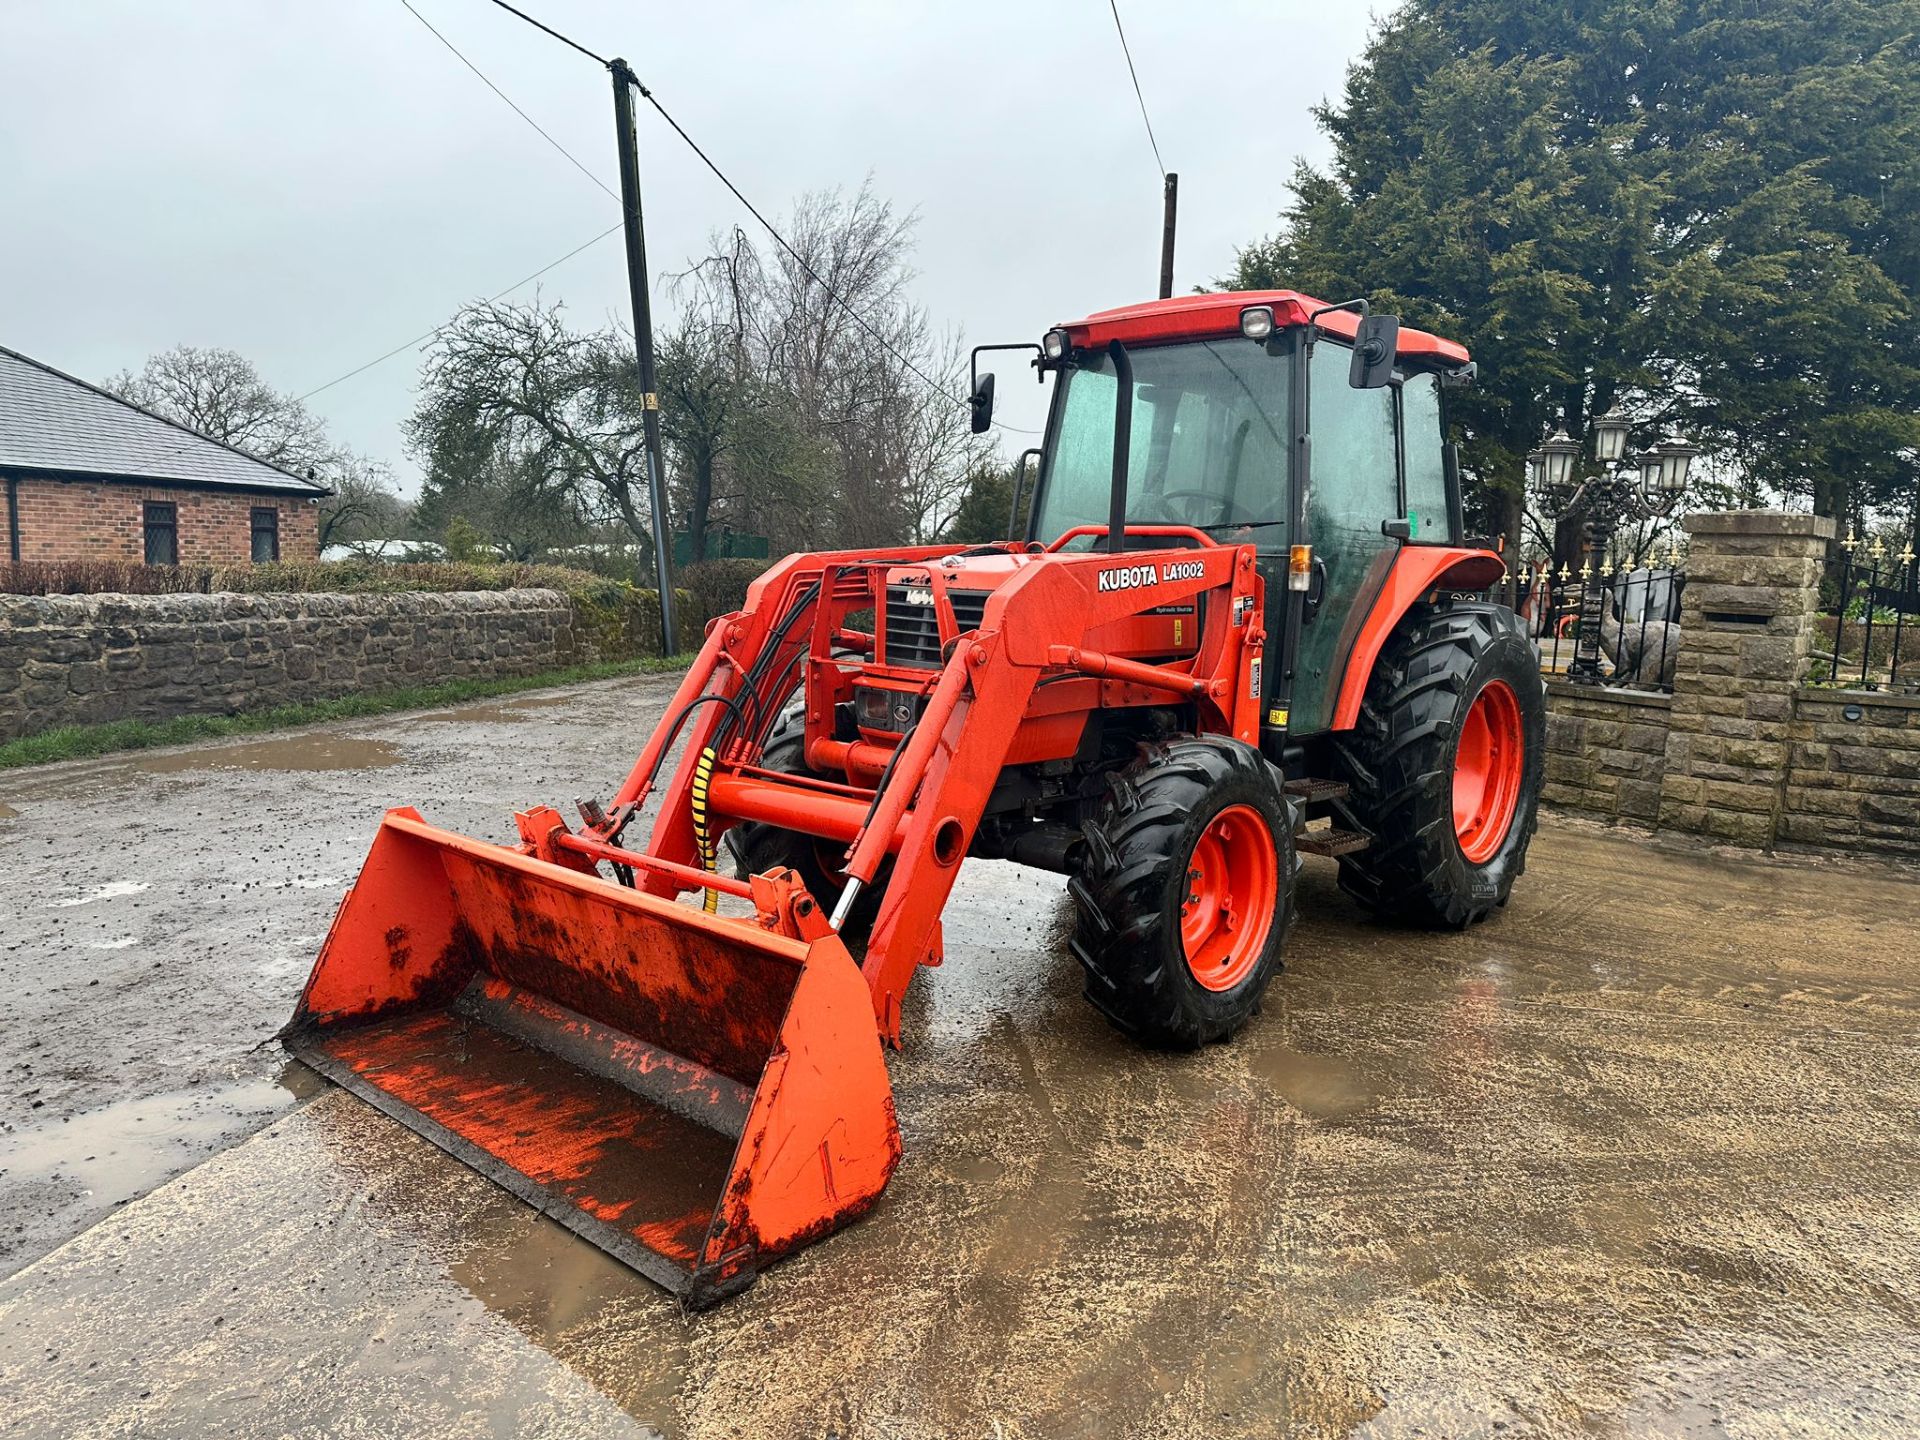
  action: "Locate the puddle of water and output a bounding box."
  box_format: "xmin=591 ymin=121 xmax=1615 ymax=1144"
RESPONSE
xmin=47 ymin=880 xmax=150 ymax=908
xmin=416 ymin=695 xmax=573 ymax=724
xmin=946 ymin=1155 xmax=1006 ymax=1185
xmin=0 ymin=1063 xmax=321 ymax=1222
xmin=126 ymin=736 xmax=403 ymax=774
xmin=1249 ymin=1043 xmax=1380 ymax=1121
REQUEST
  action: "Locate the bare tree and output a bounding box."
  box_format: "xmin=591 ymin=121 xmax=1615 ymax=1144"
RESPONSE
xmin=106 ymin=344 xmax=402 ymax=554
xmin=317 ymin=461 xmax=408 ymax=551
xmin=106 ymin=345 xmax=334 ymax=474
xmin=410 ymin=298 xmax=662 ymax=578
xmin=673 ymin=185 xmax=982 ymax=552
xmin=409 ymin=185 xmax=980 ymax=574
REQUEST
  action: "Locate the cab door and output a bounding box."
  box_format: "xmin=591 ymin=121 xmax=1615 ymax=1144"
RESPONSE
xmin=1287 ymin=341 xmax=1402 ymax=735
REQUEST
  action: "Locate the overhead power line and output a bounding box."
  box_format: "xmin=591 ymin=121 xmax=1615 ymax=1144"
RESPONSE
xmin=471 ymin=0 xmax=1002 ymax=422
xmin=1107 ymin=0 xmax=1166 ymax=179
xmin=313 ymin=0 xmax=1040 ymax=434
xmin=399 ymin=0 xmax=617 ymax=201
xmin=295 ymin=220 xmax=623 ymax=401
xmin=484 ymin=0 xmax=607 ymax=66
xmin=633 ymin=84 xmax=966 ymax=410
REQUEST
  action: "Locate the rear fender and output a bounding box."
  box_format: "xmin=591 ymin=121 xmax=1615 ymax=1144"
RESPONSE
xmin=1330 ymin=547 xmax=1507 ymax=732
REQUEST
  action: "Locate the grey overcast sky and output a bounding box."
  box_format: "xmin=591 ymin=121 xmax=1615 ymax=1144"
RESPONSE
xmin=2 ymin=2 xmax=1383 ymax=490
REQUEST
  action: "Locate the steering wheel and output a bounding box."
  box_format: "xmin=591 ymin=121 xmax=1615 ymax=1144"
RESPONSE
xmin=1155 ymin=488 xmax=1259 ymax=530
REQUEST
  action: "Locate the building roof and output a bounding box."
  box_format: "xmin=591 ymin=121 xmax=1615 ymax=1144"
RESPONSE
xmin=0 ymin=344 xmax=332 ymax=497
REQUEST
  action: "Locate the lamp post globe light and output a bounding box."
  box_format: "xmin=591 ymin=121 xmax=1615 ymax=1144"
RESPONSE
xmin=1533 ymin=411 xmax=1696 ymax=686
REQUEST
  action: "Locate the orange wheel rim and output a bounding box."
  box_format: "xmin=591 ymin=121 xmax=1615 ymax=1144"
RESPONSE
xmin=1453 ymin=680 xmax=1525 ymax=865
xmin=1179 ymin=804 xmax=1278 ymax=992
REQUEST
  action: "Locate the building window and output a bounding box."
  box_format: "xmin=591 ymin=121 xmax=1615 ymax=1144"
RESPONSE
xmin=250 ymin=506 xmax=280 ymax=562
xmin=143 ymin=501 xmax=178 ymax=565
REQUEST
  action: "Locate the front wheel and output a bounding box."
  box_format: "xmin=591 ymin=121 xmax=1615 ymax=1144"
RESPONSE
xmin=1068 ymin=736 xmax=1300 ymax=1049
xmin=1334 ymin=596 xmax=1546 ymax=927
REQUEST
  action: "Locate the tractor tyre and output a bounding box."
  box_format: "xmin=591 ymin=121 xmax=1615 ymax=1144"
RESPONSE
xmin=1333 ymin=595 xmax=1545 ymax=928
xmin=726 ymin=710 xmax=890 ymax=940
xmin=1068 ymin=736 xmax=1301 ymax=1050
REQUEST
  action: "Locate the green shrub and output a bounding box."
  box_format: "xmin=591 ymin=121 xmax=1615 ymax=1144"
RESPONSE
xmin=680 ymin=557 xmax=768 ymax=625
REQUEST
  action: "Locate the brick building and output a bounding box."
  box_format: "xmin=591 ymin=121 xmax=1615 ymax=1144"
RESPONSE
xmin=0 ymin=345 xmax=328 ymax=565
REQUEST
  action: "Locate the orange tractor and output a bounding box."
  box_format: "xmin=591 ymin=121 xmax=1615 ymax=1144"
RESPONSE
xmin=283 ymin=290 xmax=1544 ymax=1305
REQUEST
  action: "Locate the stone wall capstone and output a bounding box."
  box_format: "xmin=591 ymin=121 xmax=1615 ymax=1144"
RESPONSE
xmin=0 ymin=588 xmax=619 ymax=743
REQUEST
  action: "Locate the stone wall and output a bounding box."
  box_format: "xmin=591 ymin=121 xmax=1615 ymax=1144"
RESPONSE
xmin=1782 ymin=690 xmax=1920 ymax=858
xmin=0 ymin=588 xmax=636 ymax=743
xmin=1542 ymin=683 xmax=1671 ymax=823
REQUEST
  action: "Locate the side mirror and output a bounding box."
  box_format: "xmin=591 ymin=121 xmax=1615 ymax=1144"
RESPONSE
xmin=1349 ymin=314 xmax=1400 ymax=389
xmin=968 ymin=371 xmax=996 ymax=435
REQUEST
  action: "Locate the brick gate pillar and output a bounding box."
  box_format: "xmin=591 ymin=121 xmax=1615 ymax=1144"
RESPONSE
xmin=1655 ymin=510 xmax=1836 ymax=847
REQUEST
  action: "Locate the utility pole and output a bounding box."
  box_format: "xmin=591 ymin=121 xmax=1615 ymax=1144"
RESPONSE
xmin=1158 ymin=172 xmax=1178 ymax=299
xmin=609 ymin=58 xmax=678 ymax=657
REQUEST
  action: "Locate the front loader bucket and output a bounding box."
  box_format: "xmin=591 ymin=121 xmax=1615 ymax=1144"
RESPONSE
xmin=283 ymin=807 xmax=900 ymax=1306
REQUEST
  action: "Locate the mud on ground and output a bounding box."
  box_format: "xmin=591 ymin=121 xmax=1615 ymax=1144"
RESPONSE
xmin=2 ymin=674 xmax=1919 ymax=1437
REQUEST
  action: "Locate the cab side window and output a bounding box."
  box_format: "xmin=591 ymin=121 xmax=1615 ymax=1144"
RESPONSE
xmin=1307 ymin=355 xmax=1398 ymax=536
xmin=1401 ymin=372 xmax=1449 ymax=541
xmin=1290 ymin=344 xmax=1401 ymax=732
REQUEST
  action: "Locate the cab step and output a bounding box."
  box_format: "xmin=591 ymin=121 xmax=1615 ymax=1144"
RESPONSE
xmin=1284 ymin=777 xmax=1350 ymax=804
xmin=1293 ymin=826 xmax=1371 ymax=858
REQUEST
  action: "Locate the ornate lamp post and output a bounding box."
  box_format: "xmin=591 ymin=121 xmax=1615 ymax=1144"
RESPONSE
xmin=1529 ymin=407 xmax=1697 ymax=685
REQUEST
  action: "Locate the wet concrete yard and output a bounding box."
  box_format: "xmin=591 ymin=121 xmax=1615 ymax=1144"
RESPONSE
xmin=2 ymin=672 xmax=1919 ymax=1436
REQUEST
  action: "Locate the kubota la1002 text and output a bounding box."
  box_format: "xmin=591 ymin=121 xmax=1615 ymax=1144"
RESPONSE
xmin=283 ymin=289 xmax=1545 ymax=1305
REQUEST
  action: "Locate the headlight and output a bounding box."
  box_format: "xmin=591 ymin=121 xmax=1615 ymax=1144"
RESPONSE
xmin=1240 ymin=306 xmax=1276 ymax=341
xmin=855 ymin=686 xmax=922 ymax=734
xmin=1042 ymin=328 xmax=1070 ymax=361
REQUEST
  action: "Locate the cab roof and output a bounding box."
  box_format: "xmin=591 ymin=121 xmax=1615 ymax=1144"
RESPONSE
xmin=1057 ymin=289 xmax=1471 ymax=367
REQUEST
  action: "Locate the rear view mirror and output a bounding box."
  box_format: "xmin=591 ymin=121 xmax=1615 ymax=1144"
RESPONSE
xmin=969 ymin=371 xmax=996 ymax=434
xmin=1349 ymin=314 xmax=1400 ymax=389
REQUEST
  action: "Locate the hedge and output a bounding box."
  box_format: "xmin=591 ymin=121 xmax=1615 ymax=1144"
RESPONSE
xmin=0 ymin=557 xmax=616 ymax=598
xmin=678 ymin=557 xmax=767 ymax=623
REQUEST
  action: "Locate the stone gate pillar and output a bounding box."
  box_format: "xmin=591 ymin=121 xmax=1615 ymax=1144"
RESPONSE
xmin=1655 ymin=510 xmax=1836 ymax=846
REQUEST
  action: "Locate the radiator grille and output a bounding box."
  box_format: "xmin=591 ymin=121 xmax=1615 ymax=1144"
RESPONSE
xmin=948 ymin=589 xmax=990 ymax=636
xmin=884 ymin=585 xmax=995 ymax=668
xmin=884 ymin=585 xmax=943 ymax=668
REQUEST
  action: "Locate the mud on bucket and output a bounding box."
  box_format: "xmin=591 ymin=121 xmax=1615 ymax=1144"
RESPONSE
xmin=283 ymin=807 xmax=900 ymax=1306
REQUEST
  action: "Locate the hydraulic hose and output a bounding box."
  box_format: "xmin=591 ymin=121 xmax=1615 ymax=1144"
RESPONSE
xmin=690 ymin=744 xmax=720 ymax=913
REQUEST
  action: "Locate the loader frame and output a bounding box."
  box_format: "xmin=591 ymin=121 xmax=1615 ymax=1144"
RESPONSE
xmin=597 ymin=529 xmax=1268 ymax=1044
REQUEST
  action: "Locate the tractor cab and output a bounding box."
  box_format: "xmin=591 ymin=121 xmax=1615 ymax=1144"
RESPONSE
xmin=983 ymin=290 xmax=1474 ymax=738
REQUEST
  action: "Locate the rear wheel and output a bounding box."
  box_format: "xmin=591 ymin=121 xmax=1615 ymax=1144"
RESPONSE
xmin=1069 ymin=736 xmax=1300 ymax=1049
xmin=726 ymin=711 xmax=890 ymax=939
xmin=1334 ymin=596 xmax=1545 ymax=927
